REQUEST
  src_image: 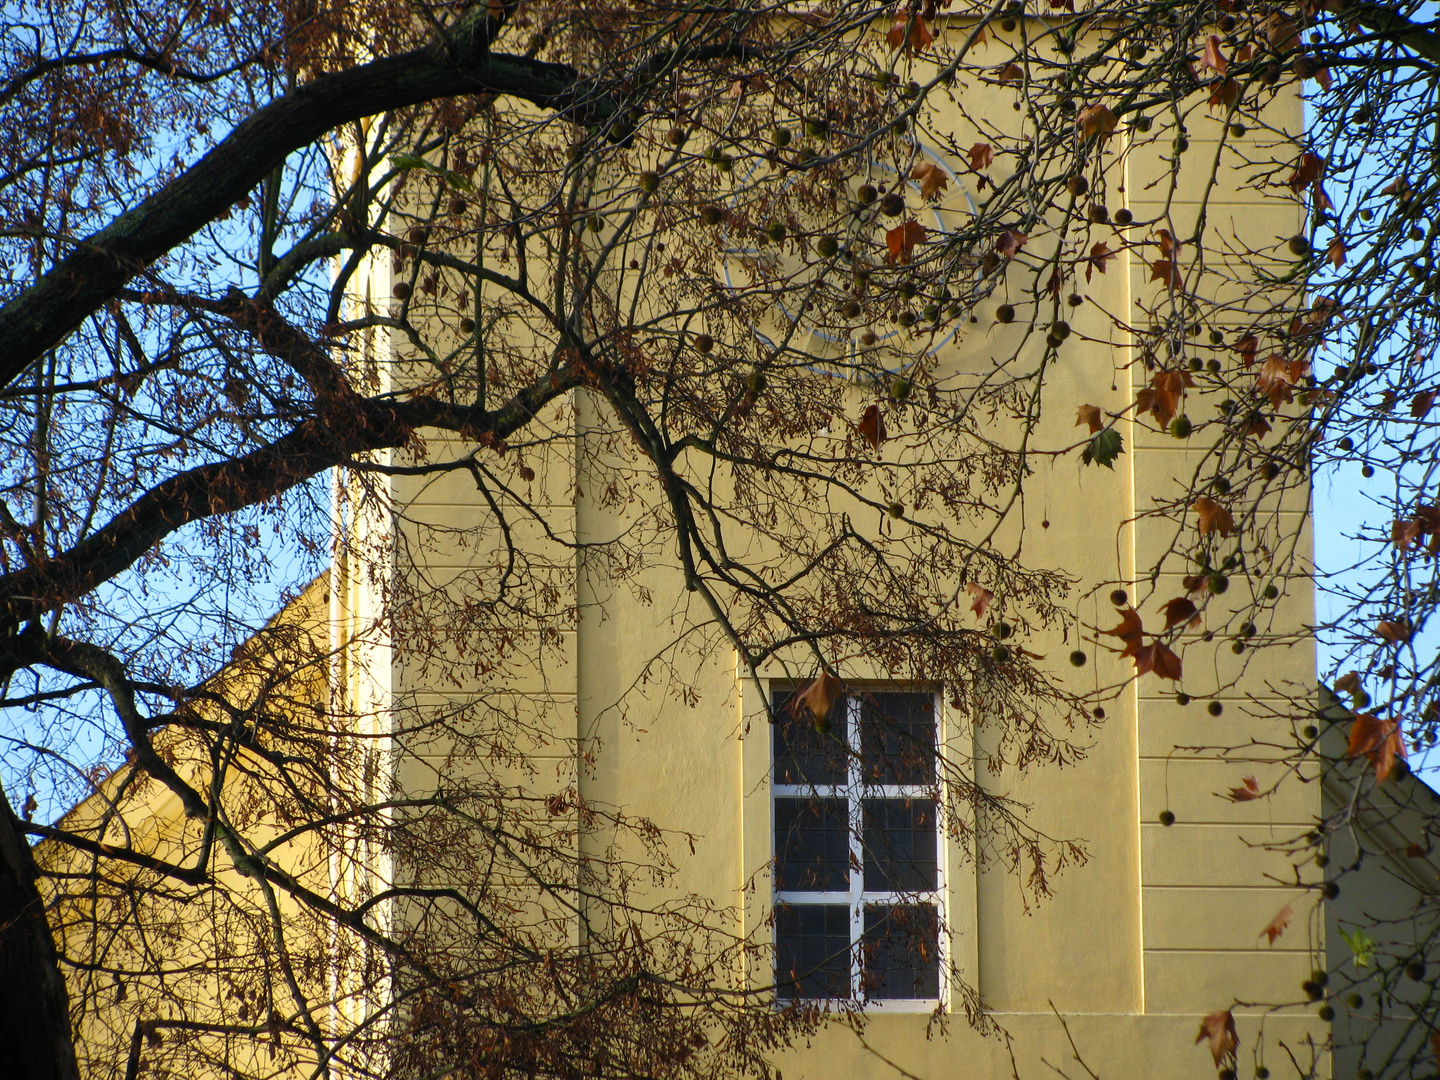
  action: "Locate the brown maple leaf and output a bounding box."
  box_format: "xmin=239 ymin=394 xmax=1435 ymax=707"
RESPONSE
xmin=1334 ymin=671 xmax=1362 ymax=696
xmin=1208 ymin=77 xmax=1241 ymax=110
xmin=1135 ymin=640 xmax=1183 ymax=680
xmin=1263 ymin=12 xmax=1301 ymax=51
xmin=1412 ymin=390 xmax=1437 ymax=418
xmin=1382 ymin=176 xmax=1412 ymax=204
xmin=885 ymin=220 xmax=928 ymax=265
xmin=1289 ymin=151 xmax=1323 ymax=194
xmin=910 ymin=161 xmax=949 ymax=200
xmin=1261 ymin=903 xmax=1294 ymax=945
xmin=968 ymin=142 xmax=995 ymax=172
xmin=1394 ymin=518 xmax=1424 ymax=549
xmin=1075 ymin=404 xmax=1103 ymax=434
xmin=1086 ymin=241 xmax=1113 ymax=282
xmin=1076 ymin=103 xmax=1117 ymax=138
xmin=1241 ymin=412 xmax=1272 ymax=440
xmin=1328 ymin=238 xmax=1347 ymax=268
xmin=1348 ymin=713 xmax=1408 ymax=781
xmin=996 ymin=229 xmax=1028 ymax=259
xmin=996 ymin=61 xmax=1024 ymax=84
xmin=1201 ymin=34 xmax=1228 ymax=73
xmin=1228 ymin=775 xmax=1262 ymax=801
xmin=1150 ymin=369 xmax=1193 ymax=427
xmin=1196 ymin=1009 xmax=1238 ymax=1067
xmin=792 ymin=671 xmax=844 ymax=726
xmin=1103 ymin=606 xmax=1145 ymax=659
xmin=1377 ymin=619 xmax=1412 ymax=644
xmin=1161 ymin=597 xmax=1199 ymax=630
xmin=856 ymin=404 xmax=886 ymax=450
xmin=1235 ymin=333 xmax=1259 ymax=368
xmin=1193 ymin=496 xmax=1235 ymax=537
xmin=965 ymin=582 xmax=993 ymax=618
xmin=887 ymin=14 xmax=933 ymax=53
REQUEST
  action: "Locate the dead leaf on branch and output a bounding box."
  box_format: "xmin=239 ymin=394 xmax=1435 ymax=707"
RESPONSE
xmin=1334 ymin=671 xmax=1362 ymax=695
xmin=1236 ymin=333 xmax=1259 ymax=368
xmin=1161 ymin=597 xmax=1198 ymax=630
xmin=1196 ymin=1009 xmax=1238 ymax=1068
xmin=1208 ymin=77 xmax=1241 ymax=110
xmin=885 ymin=219 xmax=928 ymax=264
xmin=1390 ymin=505 xmax=1440 ymax=553
xmin=1288 ymin=151 xmax=1324 ymax=210
xmin=855 ymin=403 xmax=886 ymax=450
xmin=996 ymin=61 xmax=1024 ymax=84
xmin=1140 ymin=369 xmax=1193 ymax=427
xmin=1075 ymin=404 xmax=1103 ymax=434
xmin=967 ymin=142 xmax=994 ymax=172
xmin=1193 ymin=496 xmax=1235 ymax=537
xmin=1261 ymin=903 xmax=1293 ymax=945
xmin=966 ymin=582 xmax=994 ymax=618
xmin=910 ymin=161 xmax=949 ymax=200
xmin=1076 ymin=103 xmax=1117 ymax=138
xmin=1103 ymin=606 xmax=1145 ymax=658
xmin=996 ymin=229 xmax=1027 ymax=259
xmin=1085 ymin=241 xmax=1113 ymax=282
xmin=1328 ymin=238 xmax=1347 ymax=268
xmin=1149 ymin=259 xmax=1182 ymax=288
xmin=1347 ymin=712 xmax=1407 ymax=781
xmin=1376 ymin=619 xmax=1412 ymax=644
xmin=1201 ymin=34 xmax=1228 ymax=74
xmin=886 ymin=13 xmax=933 ymax=53
xmin=1134 ymin=640 xmax=1182 ymax=680
xmin=1228 ymin=775 xmax=1262 ymax=801
xmin=1412 ymin=390 xmax=1437 ymax=418
xmin=792 ymin=671 xmax=844 ymax=728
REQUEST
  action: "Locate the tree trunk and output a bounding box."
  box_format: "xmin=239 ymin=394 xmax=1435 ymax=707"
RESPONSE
xmin=0 ymin=785 xmax=81 ymax=1080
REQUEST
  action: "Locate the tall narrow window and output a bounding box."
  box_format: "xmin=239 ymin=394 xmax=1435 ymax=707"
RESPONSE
xmin=771 ymin=687 xmax=943 ymax=1004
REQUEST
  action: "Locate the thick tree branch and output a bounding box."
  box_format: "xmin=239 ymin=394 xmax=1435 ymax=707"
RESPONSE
xmin=1347 ymin=3 xmax=1440 ymax=64
xmin=0 ymin=785 xmax=82 ymax=1080
xmin=0 ymin=16 xmax=623 ymax=388
xmin=0 ymin=369 xmax=583 ymax=628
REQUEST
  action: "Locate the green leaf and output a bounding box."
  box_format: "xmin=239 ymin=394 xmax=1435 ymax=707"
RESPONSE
xmin=388 ymin=154 xmax=473 ymax=193
xmin=442 ymin=169 xmax=474 ymax=193
xmin=1339 ymin=926 xmax=1375 ymax=968
xmin=1082 ymin=427 xmax=1124 ymax=468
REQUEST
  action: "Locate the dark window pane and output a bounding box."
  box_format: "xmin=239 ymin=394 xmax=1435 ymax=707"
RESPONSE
xmin=862 ymin=798 xmax=938 ymax=891
xmin=774 ymin=797 xmax=850 ymax=891
xmin=775 ymin=904 xmax=852 ymax=1000
xmin=861 ymin=904 xmax=940 ymax=1000
xmin=859 ymin=692 xmax=936 ymax=785
xmin=772 ymin=689 xmax=848 ymax=785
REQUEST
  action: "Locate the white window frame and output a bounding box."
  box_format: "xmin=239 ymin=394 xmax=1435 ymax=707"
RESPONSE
xmin=771 ymin=684 xmax=948 ymax=1011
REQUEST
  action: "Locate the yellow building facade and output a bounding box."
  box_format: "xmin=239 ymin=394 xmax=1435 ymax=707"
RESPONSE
xmin=326 ymin=48 xmax=1342 ymax=1080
